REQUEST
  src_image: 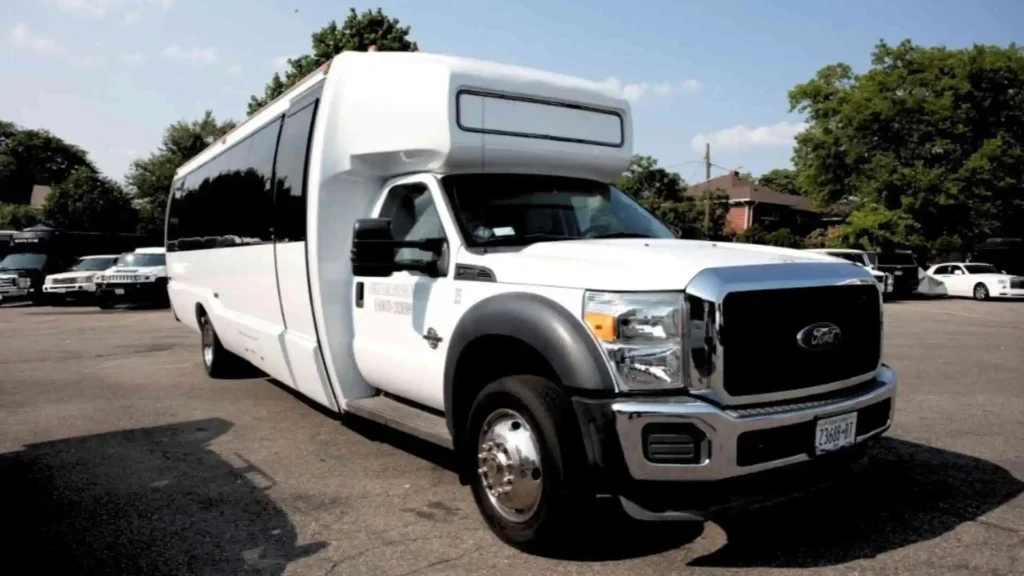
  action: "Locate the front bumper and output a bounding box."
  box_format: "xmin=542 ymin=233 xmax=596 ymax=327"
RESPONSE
xmin=44 ymin=283 xmax=97 ymax=295
xmin=994 ymin=287 xmax=1024 ymax=298
xmin=97 ymin=280 xmax=167 ymax=302
xmin=612 ymin=365 xmax=895 ymax=482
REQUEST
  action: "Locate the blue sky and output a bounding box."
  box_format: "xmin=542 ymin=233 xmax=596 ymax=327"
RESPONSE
xmin=4 ymin=0 xmax=1022 ymax=185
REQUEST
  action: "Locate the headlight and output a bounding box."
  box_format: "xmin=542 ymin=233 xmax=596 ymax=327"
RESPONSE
xmin=17 ymin=277 xmax=31 ymax=288
xmin=44 ymin=277 xmax=53 ymax=286
xmin=583 ymin=291 xmax=685 ymax=391
xmin=997 ymin=278 xmax=1008 ymax=286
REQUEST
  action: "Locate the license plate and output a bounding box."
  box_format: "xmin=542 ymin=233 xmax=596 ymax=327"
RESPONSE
xmin=114 ymin=288 xmax=125 ymax=295
xmin=894 ymin=270 xmax=903 ymax=275
xmin=52 ymin=288 xmax=66 ymax=293
xmin=815 ymin=411 xmax=858 ymax=455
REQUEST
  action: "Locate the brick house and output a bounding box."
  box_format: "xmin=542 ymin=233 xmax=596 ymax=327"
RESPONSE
xmin=687 ymin=172 xmax=818 ymax=234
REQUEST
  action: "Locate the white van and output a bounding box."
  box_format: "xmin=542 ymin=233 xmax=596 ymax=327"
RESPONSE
xmin=166 ymin=51 xmax=897 ymax=551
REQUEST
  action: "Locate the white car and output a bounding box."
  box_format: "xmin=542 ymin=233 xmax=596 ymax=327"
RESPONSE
xmin=42 ymin=254 xmax=121 ymax=303
xmin=925 ymin=262 xmax=1024 ymax=300
xmin=94 ymin=247 xmax=168 ymax=308
xmin=805 ymin=248 xmax=893 ymax=295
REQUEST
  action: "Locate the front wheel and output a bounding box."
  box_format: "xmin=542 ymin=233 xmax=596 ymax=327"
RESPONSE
xmin=199 ymin=311 xmax=246 ymax=378
xmin=97 ymin=295 xmax=115 ymax=310
xmin=465 ymin=375 xmax=593 ymax=553
xmin=973 ymin=283 xmax=990 ymax=301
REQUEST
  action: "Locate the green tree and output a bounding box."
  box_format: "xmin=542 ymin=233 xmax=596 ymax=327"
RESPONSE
xmin=0 ymin=203 xmax=40 ymax=230
xmin=614 ymin=155 xmax=727 ymax=238
xmin=43 ymin=167 xmax=138 ymax=233
xmin=247 ymin=8 xmax=419 ymax=115
xmin=789 ymin=39 xmax=1024 ymax=252
xmin=125 ymin=111 xmax=236 ymax=234
xmin=757 ymin=168 xmax=802 ymax=195
xmin=1 ymin=120 xmax=95 ymax=205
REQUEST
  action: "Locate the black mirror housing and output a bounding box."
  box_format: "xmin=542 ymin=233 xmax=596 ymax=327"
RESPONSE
xmin=351 ymin=218 xmax=399 ymax=277
xmin=350 ymin=218 xmax=447 ymax=277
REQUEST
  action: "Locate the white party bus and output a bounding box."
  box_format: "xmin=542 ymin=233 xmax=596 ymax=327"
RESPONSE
xmin=166 ymin=51 xmax=897 ymax=552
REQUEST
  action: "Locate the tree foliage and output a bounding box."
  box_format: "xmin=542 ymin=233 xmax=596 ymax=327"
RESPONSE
xmin=43 ymin=167 xmax=138 ymax=233
xmin=614 ymin=155 xmax=728 ymax=238
xmin=757 ymin=168 xmax=802 ymax=196
xmin=247 ymin=8 xmax=419 ymax=116
xmin=789 ymin=39 xmax=1024 ymax=252
xmin=0 ymin=120 xmax=95 ymax=205
xmin=0 ymin=203 xmax=40 ymax=230
xmin=126 ymin=111 xmax=236 ymax=235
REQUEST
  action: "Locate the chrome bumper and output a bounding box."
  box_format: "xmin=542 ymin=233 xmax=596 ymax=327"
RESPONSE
xmin=612 ymin=364 xmax=896 ymax=481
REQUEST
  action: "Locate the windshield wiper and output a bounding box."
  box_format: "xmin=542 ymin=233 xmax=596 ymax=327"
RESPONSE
xmin=588 ymin=232 xmax=656 ymax=239
xmin=475 ymin=233 xmax=576 ymax=247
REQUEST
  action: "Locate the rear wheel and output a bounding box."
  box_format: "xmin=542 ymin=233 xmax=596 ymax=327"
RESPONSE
xmin=973 ymin=283 xmax=990 ymax=301
xmin=97 ymin=295 xmax=115 ymax=310
xmin=465 ymin=375 xmax=593 ymax=553
xmin=198 ymin=311 xmax=245 ymax=378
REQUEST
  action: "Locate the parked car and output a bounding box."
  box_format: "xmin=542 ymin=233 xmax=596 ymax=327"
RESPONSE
xmin=805 ymin=248 xmax=893 ymax=296
xmin=925 ymin=262 xmax=1024 ymax=300
xmin=42 ymin=254 xmax=121 ymax=304
xmin=94 ymin=247 xmax=168 ymax=309
xmin=869 ymin=250 xmax=921 ymax=297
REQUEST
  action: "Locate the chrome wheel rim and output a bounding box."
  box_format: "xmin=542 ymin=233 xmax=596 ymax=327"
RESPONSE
xmin=975 ymin=285 xmax=986 ymax=299
xmin=476 ymin=408 xmax=544 ymax=523
xmin=201 ymin=319 xmax=214 ymax=367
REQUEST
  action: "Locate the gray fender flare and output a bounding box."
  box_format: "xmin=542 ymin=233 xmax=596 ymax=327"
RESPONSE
xmin=443 ymin=291 xmax=616 ymax=439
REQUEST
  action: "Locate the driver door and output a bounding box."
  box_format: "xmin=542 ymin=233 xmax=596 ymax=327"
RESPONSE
xmin=351 ymin=175 xmax=460 ymax=411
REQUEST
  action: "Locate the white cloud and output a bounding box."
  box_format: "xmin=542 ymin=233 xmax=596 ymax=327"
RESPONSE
xmin=271 ymin=56 xmax=290 ymax=71
xmin=45 ymin=0 xmax=172 ymax=20
xmin=71 ymin=54 xmax=108 ymax=69
xmin=8 ymin=23 xmax=64 ymax=56
xmin=599 ymin=77 xmax=701 ymax=103
xmin=119 ymin=51 xmax=146 ymax=65
xmin=691 ymin=121 xmax=809 ymax=153
xmin=161 ymin=44 xmax=219 ymax=66
xmin=227 ymin=65 xmax=243 ymax=76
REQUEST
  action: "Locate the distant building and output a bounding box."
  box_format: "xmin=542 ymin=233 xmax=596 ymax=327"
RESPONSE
xmin=30 ymin=185 xmax=52 ymax=209
xmin=687 ymin=172 xmax=818 ymax=234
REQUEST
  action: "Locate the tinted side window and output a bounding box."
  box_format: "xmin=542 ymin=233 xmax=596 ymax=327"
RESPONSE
xmin=165 ymin=178 xmax=185 ymax=252
xmin=165 ymin=117 xmax=282 ymax=251
xmin=379 ymin=183 xmax=446 ymax=264
xmin=273 ymin=101 xmax=318 ymax=242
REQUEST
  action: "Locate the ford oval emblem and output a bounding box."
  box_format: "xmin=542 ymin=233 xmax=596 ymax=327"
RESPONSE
xmin=797 ymin=322 xmax=842 ymax=351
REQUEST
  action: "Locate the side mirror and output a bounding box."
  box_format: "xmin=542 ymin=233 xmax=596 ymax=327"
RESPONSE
xmin=350 ymin=218 xmax=445 ymax=277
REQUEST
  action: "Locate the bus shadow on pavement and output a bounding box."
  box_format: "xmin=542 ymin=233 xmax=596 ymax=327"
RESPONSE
xmin=0 ymin=418 xmax=326 ymax=575
xmin=688 ymin=436 xmax=1023 ymax=568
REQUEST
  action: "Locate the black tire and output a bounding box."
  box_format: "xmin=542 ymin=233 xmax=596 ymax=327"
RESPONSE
xmin=198 ymin=311 xmax=246 ymax=378
xmin=465 ymin=375 xmax=593 ymax=553
xmin=973 ymin=283 xmax=990 ymax=301
xmin=97 ymin=295 xmax=115 ymax=310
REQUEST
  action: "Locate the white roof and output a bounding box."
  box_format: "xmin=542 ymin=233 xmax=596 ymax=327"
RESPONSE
xmin=177 ymin=51 xmax=632 ymax=183
xmin=134 ymin=247 xmax=166 ymax=254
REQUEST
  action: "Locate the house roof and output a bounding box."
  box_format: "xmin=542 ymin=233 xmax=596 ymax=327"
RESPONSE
xmin=686 ymin=172 xmax=816 ymax=211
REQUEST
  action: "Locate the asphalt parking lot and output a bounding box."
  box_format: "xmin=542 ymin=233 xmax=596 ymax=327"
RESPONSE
xmin=1 ymin=298 xmax=1022 ymax=575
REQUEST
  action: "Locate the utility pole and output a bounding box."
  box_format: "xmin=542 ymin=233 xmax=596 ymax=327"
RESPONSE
xmin=703 ymin=142 xmax=711 ymax=235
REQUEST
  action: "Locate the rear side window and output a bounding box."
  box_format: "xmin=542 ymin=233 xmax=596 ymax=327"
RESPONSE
xmin=273 ymin=101 xmax=318 ymax=243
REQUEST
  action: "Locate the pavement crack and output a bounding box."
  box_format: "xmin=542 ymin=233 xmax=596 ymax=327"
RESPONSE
xmin=974 ymin=518 xmax=1024 ymax=534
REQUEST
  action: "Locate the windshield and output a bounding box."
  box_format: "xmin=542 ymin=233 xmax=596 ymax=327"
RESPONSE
xmin=964 ymin=264 xmax=1001 ymax=275
xmin=878 ymin=252 xmax=917 ymax=266
xmin=72 ymin=257 xmax=117 ymax=271
xmin=440 ymin=174 xmax=675 ymax=247
xmin=0 ymin=252 xmax=47 ymax=270
xmin=116 ymin=253 xmax=165 ymax=267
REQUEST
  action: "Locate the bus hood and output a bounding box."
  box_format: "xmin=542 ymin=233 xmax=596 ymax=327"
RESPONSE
xmin=457 ymin=238 xmax=861 ymax=291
